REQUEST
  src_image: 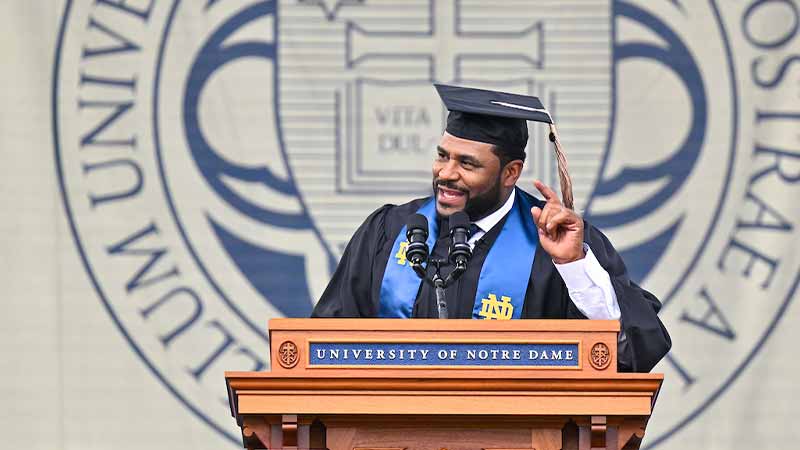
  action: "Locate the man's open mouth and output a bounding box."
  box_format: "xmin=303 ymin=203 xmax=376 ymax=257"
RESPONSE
xmin=437 ymin=185 xmax=467 ymax=203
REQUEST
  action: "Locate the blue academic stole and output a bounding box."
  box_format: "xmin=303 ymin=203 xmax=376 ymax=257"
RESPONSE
xmin=379 ymin=189 xmax=539 ymax=319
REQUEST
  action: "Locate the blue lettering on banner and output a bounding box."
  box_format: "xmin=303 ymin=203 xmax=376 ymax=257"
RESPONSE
xmin=309 ymin=342 xmax=579 ymax=367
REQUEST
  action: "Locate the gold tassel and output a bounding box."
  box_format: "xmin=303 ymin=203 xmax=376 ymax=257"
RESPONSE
xmin=548 ymin=123 xmax=574 ymax=210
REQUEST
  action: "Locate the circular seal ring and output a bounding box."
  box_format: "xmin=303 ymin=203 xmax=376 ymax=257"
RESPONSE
xmin=277 ymin=341 xmax=300 ymax=369
xmin=589 ymin=342 xmax=612 ymax=370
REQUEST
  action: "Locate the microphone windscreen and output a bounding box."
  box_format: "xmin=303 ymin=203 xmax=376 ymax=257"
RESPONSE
xmin=448 ymin=211 xmax=470 ymax=230
xmin=407 ymin=213 xmax=429 ymax=232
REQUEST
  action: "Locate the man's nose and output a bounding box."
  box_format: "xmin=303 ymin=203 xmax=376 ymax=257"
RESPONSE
xmin=437 ymin=160 xmax=460 ymax=181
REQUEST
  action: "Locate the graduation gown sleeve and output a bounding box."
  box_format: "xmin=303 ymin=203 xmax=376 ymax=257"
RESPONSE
xmin=311 ymin=205 xmax=392 ymax=318
xmin=582 ymin=221 xmax=672 ymax=372
xmin=520 ymin=193 xmax=671 ymax=372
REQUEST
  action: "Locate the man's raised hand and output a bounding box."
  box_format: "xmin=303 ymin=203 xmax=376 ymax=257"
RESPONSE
xmin=530 ymin=180 xmax=585 ymax=264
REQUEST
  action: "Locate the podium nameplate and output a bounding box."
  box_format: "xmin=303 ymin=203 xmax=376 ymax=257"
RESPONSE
xmin=309 ymin=341 xmax=581 ymax=368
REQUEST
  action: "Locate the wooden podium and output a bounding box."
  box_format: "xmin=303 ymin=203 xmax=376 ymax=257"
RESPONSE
xmin=225 ymin=319 xmax=662 ymax=450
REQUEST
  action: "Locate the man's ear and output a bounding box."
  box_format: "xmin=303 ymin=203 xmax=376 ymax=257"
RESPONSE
xmin=502 ymin=160 xmax=524 ymax=188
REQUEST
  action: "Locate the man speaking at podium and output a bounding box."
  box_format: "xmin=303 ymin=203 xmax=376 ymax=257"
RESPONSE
xmin=312 ymin=85 xmax=671 ymax=372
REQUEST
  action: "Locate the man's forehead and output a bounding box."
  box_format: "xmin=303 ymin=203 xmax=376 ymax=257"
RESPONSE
xmin=438 ymin=132 xmax=495 ymax=154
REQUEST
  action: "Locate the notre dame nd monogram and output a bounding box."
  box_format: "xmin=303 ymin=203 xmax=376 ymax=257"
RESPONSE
xmin=395 ymin=242 xmax=409 ymax=266
xmin=479 ymin=294 xmax=514 ymax=320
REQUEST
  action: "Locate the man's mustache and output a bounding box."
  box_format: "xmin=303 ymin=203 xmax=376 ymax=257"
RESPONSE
xmin=434 ymin=180 xmax=468 ymax=194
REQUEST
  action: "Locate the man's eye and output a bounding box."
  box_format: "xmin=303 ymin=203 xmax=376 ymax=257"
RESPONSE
xmin=436 ymin=153 xmax=448 ymax=161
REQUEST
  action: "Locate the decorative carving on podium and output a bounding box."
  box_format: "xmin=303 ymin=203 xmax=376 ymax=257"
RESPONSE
xmin=589 ymin=342 xmax=611 ymax=370
xmin=242 ymin=416 xmax=271 ymax=450
xmin=278 ymin=340 xmax=299 ymax=368
xmin=282 ymin=414 xmax=299 ymax=446
xmin=618 ymin=420 xmax=646 ymax=450
xmin=591 ymin=416 xmax=607 ymax=449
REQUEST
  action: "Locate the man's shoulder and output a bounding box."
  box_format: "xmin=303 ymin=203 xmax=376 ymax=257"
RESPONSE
xmin=386 ymin=196 xmax=431 ymax=217
xmin=359 ymin=196 xmax=431 ymax=236
xmin=516 ymin=187 xmax=546 ymax=209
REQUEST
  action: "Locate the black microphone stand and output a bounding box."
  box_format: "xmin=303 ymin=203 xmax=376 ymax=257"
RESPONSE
xmin=430 ymin=259 xmax=448 ymax=319
xmin=410 ymin=256 xmax=467 ymax=319
xmin=435 ymin=276 xmax=447 ymax=319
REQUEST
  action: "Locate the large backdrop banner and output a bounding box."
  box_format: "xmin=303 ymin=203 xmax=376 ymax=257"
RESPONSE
xmin=1 ymin=0 xmax=799 ymax=449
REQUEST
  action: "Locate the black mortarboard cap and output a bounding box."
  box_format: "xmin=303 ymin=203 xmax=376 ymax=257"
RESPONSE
xmin=435 ymin=84 xmax=553 ymax=162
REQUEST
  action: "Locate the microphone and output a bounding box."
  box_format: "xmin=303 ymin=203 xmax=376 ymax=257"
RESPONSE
xmin=405 ymin=214 xmax=429 ymax=266
xmin=448 ymin=211 xmax=472 ymax=267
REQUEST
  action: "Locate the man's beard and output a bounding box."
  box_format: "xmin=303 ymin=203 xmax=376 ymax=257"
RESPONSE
xmin=432 ymin=175 xmax=504 ymax=221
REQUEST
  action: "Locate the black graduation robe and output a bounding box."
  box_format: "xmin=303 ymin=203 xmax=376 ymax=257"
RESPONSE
xmin=311 ymin=190 xmax=671 ymax=372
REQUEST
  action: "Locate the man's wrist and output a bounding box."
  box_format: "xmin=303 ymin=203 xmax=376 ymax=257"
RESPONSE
xmin=552 ymin=244 xmax=587 ymax=265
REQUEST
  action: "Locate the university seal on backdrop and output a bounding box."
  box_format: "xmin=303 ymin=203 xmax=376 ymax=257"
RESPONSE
xmin=53 ymin=0 xmax=800 ymax=447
